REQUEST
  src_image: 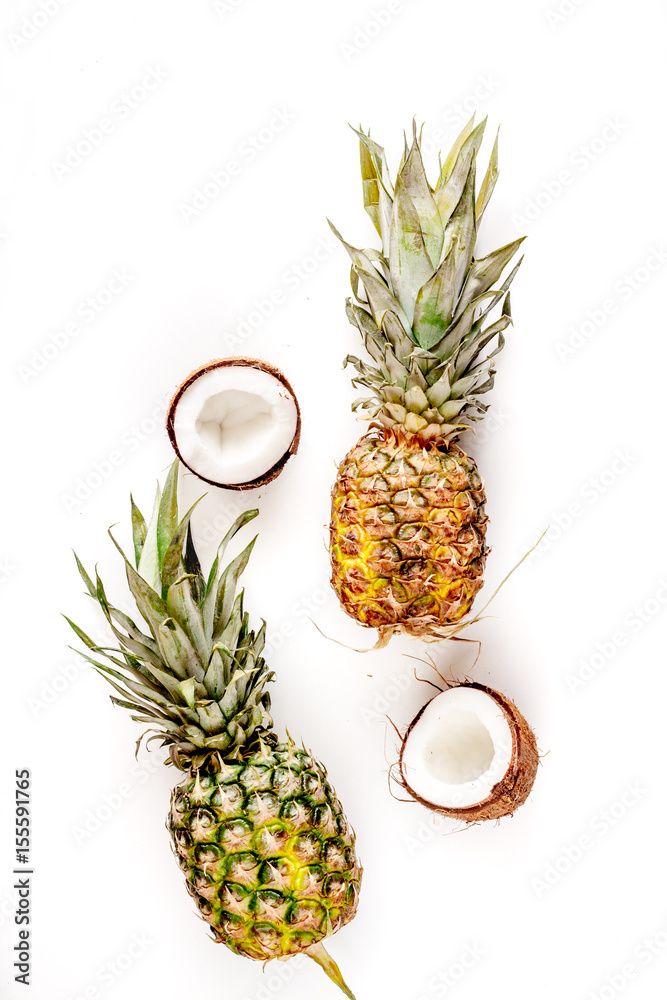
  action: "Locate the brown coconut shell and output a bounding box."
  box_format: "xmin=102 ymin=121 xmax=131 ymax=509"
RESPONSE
xmin=398 ymin=681 xmax=539 ymax=822
xmin=166 ymin=357 xmax=301 ymax=491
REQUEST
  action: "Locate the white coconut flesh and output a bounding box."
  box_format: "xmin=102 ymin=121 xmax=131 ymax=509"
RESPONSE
xmin=402 ymin=686 xmax=514 ymax=809
xmin=171 ymin=366 xmax=298 ymax=485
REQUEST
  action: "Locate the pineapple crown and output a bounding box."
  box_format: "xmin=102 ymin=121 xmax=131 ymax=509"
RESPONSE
xmin=66 ymin=460 xmax=274 ymax=770
xmin=331 ymin=117 xmax=525 ymax=442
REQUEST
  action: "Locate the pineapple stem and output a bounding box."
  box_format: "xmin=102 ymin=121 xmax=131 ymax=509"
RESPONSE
xmin=306 ymin=942 xmax=357 ymax=999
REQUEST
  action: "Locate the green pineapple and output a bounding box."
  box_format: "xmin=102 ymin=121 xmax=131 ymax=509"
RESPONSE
xmin=67 ymin=460 xmax=361 ymax=997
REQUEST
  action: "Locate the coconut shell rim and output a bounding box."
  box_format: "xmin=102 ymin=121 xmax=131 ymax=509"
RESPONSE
xmin=166 ymin=357 xmax=301 ymax=492
xmin=398 ymin=681 xmax=539 ymax=822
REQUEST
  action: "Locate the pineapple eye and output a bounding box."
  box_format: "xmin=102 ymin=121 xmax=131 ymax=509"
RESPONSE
xmin=272 ymin=766 xmax=301 ymax=793
xmin=392 ymin=489 xmax=427 ymax=507
xmin=396 ymin=558 xmax=428 ymax=581
xmin=373 ymin=505 xmax=397 ymax=524
xmin=290 ymin=833 xmax=322 ymax=862
xmin=172 ymin=791 xmax=190 ymax=813
xmin=322 ymin=874 xmax=346 ymax=902
xmin=407 ymin=595 xmax=439 ymax=617
xmin=172 ymin=828 xmax=192 ymax=854
xmin=238 ymin=764 xmax=271 ymax=792
xmin=371 ymin=540 xmax=401 ymax=562
xmin=189 ymin=808 xmax=217 ymax=839
xmin=300 ymin=771 xmax=322 ymax=796
xmin=420 ymin=472 xmax=442 ymax=488
xmin=210 ymin=783 xmax=243 ymax=810
xmin=322 ymin=840 xmax=346 ymax=870
xmin=280 ymin=799 xmax=312 ymax=828
xmin=245 ymin=791 xmax=280 ymax=820
xmin=396 ymin=522 xmax=419 ymax=540
xmin=194 ymin=843 xmax=221 ymax=865
xmin=310 ymin=803 xmax=332 ymax=829
xmin=219 ymin=819 xmax=252 ymax=848
xmin=389 ymin=580 xmax=408 ymax=603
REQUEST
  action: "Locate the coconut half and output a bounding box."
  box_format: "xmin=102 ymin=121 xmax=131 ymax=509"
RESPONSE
xmin=167 ymin=358 xmax=301 ymax=490
xmin=399 ymin=682 xmax=538 ymax=822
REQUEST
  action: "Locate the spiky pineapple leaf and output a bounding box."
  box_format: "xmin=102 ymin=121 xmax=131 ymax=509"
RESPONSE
xmin=137 ymin=485 xmax=161 ymax=592
xmin=177 ymin=677 xmax=196 ymax=710
xmin=205 ymin=509 xmax=259 ymax=596
xmin=439 ymin=163 xmax=477 ymax=303
xmin=438 ymin=116 xmax=476 ymax=185
xmin=455 ymin=237 xmax=525 ymax=320
xmin=476 ymin=130 xmax=499 ymax=223
xmin=68 ymin=462 xmax=274 ymax=768
xmin=351 ymin=126 xmax=394 ymax=253
xmin=161 ymin=497 xmax=204 ymax=595
xmin=156 ymin=461 xmax=179 ymax=569
xmin=130 ymin=496 xmax=147 ymax=568
xmin=203 ymin=647 xmax=227 ymax=701
xmin=435 ymin=119 xmax=485 ymax=230
xmin=197 ymin=701 xmax=226 ymax=734
xmin=212 ymin=537 xmax=257 ymax=642
xmin=73 ymin=552 xmax=96 ymax=599
xmin=166 ymin=576 xmax=209 ymax=669
xmin=412 ymin=245 xmax=457 ymax=350
xmin=109 ymin=529 xmax=169 ymax=641
xmin=107 ymin=607 xmax=162 ymax=666
xmin=351 ymin=266 xmax=411 ymax=339
xmin=399 ymin=129 xmax=443 ymax=265
xmin=328 ymin=220 xmax=389 ymax=292
xmin=389 ymin=174 xmax=434 ymax=321
xmin=156 ymin=617 xmax=203 ymax=683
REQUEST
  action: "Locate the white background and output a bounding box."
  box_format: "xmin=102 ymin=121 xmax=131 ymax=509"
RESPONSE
xmin=1 ymin=1 xmax=667 ymax=998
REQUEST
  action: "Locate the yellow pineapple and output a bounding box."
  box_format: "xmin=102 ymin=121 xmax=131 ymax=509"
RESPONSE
xmin=329 ymin=119 xmax=524 ymax=642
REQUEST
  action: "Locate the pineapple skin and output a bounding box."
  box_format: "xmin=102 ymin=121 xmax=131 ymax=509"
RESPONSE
xmin=328 ymin=121 xmax=524 ymax=639
xmin=168 ymin=741 xmax=361 ymax=962
xmin=330 ymin=429 xmax=487 ymax=635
